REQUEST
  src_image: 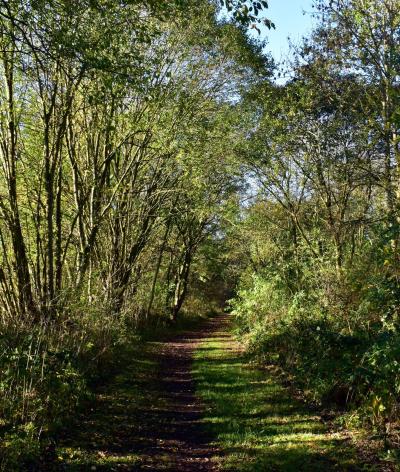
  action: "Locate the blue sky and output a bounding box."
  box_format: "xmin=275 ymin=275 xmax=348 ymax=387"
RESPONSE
xmin=258 ymin=0 xmax=316 ymax=63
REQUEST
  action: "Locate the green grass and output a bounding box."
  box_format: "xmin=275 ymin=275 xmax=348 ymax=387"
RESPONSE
xmin=193 ymin=325 xmax=375 ymax=472
xmin=55 ymin=345 xmax=160 ymax=471
xmin=53 ymin=316 xmax=379 ymax=471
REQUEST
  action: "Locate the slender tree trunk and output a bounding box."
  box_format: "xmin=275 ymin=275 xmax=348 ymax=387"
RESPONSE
xmin=55 ymin=161 xmax=63 ymax=293
xmin=146 ymin=221 xmax=171 ymax=320
xmin=170 ymin=250 xmax=192 ymax=322
xmin=3 ymin=53 xmax=36 ymax=319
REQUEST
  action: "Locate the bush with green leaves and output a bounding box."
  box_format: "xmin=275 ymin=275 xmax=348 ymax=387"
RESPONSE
xmin=0 ymin=299 xmax=142 ymax=470
xmin=232 ymin=265 xmax=400 ymax=430
xmin=0 ymin=326 xmax=87 ymax=470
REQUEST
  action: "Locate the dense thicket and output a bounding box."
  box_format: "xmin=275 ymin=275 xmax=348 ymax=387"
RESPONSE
xmin=231 ymin=0 xmax=400 ymax=445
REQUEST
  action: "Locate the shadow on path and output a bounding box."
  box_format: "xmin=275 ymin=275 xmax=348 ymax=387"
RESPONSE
xmin=193 ymin=315 xmax=373 ymax=472
xmin=57 ymin=320 xmax=221 ymax=471
xmin=56 ymin=314 xmax=375 ymax=471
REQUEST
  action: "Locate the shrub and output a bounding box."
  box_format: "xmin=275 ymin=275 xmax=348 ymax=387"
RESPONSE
xmin=231 ymin=269 xmax=400 ymax=430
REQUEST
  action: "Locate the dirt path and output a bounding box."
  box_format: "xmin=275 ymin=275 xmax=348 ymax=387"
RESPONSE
xmin=139 ymin=320 xmax=221 ymax=471
xmin=56 ymin=317 xmax=223 ymax=471
xmin=55 ymin=314 xmax=384 ymax=471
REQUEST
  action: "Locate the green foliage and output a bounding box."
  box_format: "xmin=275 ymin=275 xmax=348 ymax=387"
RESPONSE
xmin=227 ymin=1 xmax=400 ymax=450
xmin=0 ymin=329 xmax=86 ymax=470
xmin=0 ymin=0 xmax=269 ymax=466
xmin=232 ymin=252 xmax=400 ymax=431
xmin=0 ymin=300 xmax=149 ymax=470
xmin=357 ymin=332 xmax=400 ymax=427
xmin=1 ymin=423 xmax=41 ymax=472
xmin=221 ymin=0 xmax=274 ymax=30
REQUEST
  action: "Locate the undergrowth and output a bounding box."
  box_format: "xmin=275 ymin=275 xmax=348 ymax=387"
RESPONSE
xmin=231 ymin=272 xmax=400 ymax=451
xmin=0 ymin=304 xmax=141 ymax=471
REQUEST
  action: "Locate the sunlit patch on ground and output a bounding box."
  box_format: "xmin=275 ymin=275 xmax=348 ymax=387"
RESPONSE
xmin=193 ymin=315 xmax=374 ymax=472
xmin=55 ymin=315 xmax=375 ymax=471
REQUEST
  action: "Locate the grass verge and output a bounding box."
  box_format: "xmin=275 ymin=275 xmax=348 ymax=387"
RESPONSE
xmin=192 ymin=321 xmax=375 ymax=471
xmin=55 ymin=343 xmax=160 ymax=471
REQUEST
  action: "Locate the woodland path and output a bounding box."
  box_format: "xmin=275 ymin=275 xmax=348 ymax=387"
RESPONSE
xmin=55 ymin=315 xmax=380 ymax=471
xmin=56 ymin=318 xmax=222 ymax=471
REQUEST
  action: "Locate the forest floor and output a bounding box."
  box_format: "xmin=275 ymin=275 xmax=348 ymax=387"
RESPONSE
xmin=54 ymin=314 xmax=391 ymax=471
